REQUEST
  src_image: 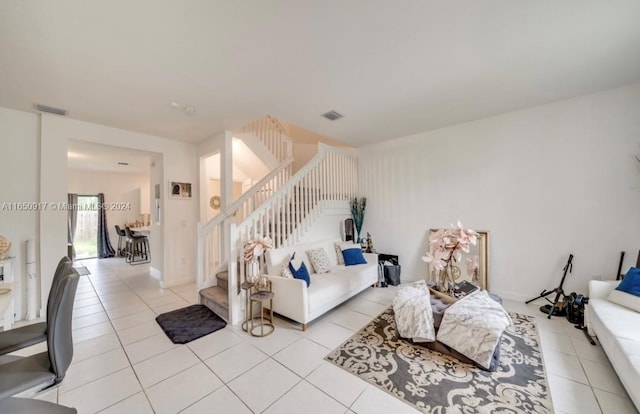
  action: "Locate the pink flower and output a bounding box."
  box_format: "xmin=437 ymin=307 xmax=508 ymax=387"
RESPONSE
xmin=422 ymin=221 xmax=479 ymax=270
xmin=243 ymin=234 xmax=273 ymax=261
xmin=466 ymin=255 xmax=479 ymax=277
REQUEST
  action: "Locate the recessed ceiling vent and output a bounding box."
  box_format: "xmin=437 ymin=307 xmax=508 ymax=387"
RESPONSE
xmin=322 ymin=110 xmax=343 ymax=121
xmin=34 ymin=104 xmax=67 ymax=116
xmin=117 ymin=162 xmax=129 ymax=166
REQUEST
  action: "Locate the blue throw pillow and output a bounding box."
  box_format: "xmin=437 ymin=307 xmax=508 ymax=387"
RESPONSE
xmin=616 ymin=267 xmax=640 ymax=297
xmin=342 ymin=247 xmax=367 ymax=266
xmin=289 ymin=257 xmax=310 ymax=287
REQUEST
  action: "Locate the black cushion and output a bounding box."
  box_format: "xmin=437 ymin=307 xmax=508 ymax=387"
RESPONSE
xmin=0 ymin=322 xmax=46 ymax=355
xmin=0 ymin=397 xmax=77 ymax=413
xmin=0 ymin=352 xmax=55 ymax=399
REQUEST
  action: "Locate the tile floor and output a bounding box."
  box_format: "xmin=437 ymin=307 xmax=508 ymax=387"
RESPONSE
xmin=11 ymin=258 xmax=638 ymax=413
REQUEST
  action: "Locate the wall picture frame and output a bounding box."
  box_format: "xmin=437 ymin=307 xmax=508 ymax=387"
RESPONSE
xmin=169 ymin=181 xmax=192 ymax=199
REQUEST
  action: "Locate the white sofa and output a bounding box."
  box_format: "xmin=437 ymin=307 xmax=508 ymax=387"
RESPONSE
xmin=264 ymin=239 xmax=378 ymax=330
xmin=587 ymin=280 xmax=640 ymax=410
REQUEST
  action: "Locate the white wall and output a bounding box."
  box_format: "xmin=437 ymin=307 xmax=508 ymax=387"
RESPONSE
xmin=359 ymin=84 xmax=640 ymax=301
xmin=298 ymin=202 xmax=351 ymax=244
xmin=0 ymin=107 xmax=40 ymax=320
xmin=292 ymin=143 xmax=318 ymax=173
xmin=40 ymin=114 xmax=198 ymax=307
xmin=68 ymin=169 xmax=150 ymax=253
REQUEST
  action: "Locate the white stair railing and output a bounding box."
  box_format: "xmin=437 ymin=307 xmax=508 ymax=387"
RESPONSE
xmin=234 ymin=144 xmax=358 ymax=283
xmin=197 ymin=158 xmax=293 ymax=289
xmin=197 ymin=143 xmax=358 ymax=325
xmin=239 ymin=115 xmax=292 ymax=163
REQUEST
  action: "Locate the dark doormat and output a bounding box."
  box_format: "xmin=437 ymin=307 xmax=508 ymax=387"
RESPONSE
xmin=155 ymin=304 xmax=227 ymax=344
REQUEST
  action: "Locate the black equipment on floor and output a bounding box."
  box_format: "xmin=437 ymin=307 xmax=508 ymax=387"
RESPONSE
xmin=526 ymin=254 xmax=573 ymax=319
xmin=616 ymin=251 xmax=625 ymax=281
xmin=565 ymin=292 xmax=588 ymax=325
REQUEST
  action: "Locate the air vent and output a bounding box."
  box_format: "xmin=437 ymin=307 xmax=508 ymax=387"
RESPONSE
xmin=117 ymin=162 xmax=129 ymax=166
xmin=34 ymin=104 xmax=67 ymax=116
xmin=322 ymin=110 xmax=343 ymax=121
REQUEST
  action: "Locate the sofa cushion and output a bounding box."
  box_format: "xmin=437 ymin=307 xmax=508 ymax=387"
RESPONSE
xmin=307 ymin=273 xmax=350 ymax=313
xmin=617 ymin=267 xmax=640 ymax=296
xmin=307 ymin=248 xmax=332 ymax=274
xmin=589 ymin=298 xmax=640 ymax=342
xmin=342 ymin=247 xmax=367 ymax=266
xmin=608 ymin=290 xmax=640 ymax=313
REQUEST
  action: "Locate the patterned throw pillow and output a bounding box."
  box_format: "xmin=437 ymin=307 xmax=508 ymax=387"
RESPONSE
xmin=281 ymin=263 xmax=294 ymax=278
xmin=306 ymin=248 xmax=332 ymax=274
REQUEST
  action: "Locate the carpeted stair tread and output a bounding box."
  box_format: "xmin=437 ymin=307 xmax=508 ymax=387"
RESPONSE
xmin=216 ymin=271 xmax=228 ymax=291
xmin=199 ymin=286 xmax=229 ymax=321
xmin=200 ymin=286 xmax=228 ymax=306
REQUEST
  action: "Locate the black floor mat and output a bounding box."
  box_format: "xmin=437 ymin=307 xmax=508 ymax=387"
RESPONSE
xmin=155 ymin=304 xmax=227 ymax=344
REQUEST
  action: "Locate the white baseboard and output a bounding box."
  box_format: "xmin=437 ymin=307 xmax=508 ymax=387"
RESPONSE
xmin=160 ymin=275 xmax=195 ymax=289
xmin=399 ymin=277 xmax=538 ymax=304
xmin=488 ymin=289 xmax=540 ymax=303
xmin=150 ymin=267 xmax=161 ymax=280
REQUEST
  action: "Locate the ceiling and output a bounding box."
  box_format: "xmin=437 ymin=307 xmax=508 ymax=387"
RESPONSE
xmin=67 ymin=140 xmax=152 ymax=174
xmin=2 ymin=1 xmax=640 ymax=147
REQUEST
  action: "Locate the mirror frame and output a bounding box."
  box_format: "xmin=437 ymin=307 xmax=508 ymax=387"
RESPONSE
xmin=428 ymin=229 xmax=489 ymax=291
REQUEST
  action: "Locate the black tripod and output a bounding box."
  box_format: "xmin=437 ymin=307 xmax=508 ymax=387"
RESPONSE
xmin=526 ymin=254 xmax=573 ymax=319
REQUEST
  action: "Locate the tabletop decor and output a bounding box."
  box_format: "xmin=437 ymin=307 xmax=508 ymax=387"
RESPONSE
xmin=422 ymin=221 xmax=479 ymax=295
xmin=350 ymin=197 xmax=367 ymax=243
xmin=243 ymin=234 xmax=273 ymax=284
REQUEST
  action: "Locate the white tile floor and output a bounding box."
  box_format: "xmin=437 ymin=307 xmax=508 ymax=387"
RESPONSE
xmin=12 ymin=258 xmax=638 ymax=413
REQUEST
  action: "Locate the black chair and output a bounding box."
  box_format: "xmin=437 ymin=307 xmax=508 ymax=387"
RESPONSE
xmin=0 ymin=256 xmax=72 ymax=356
xmin=114 ymin=225 xmax=127 ymax=257
xmin=0 ymin=268 xmax=79 ymax=398
xmin=124 ymin=227 xmax=150 ymax=265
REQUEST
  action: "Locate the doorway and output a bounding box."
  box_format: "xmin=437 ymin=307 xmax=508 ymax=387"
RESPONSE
xmin=73 ymin=195 xmax=99 ymax=259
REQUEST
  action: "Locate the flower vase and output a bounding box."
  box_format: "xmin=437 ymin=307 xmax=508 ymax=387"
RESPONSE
xmin=247 ymin=257 xmax=259 ymax=284
xmin=437 ymin=263 xmax=455 ymax=295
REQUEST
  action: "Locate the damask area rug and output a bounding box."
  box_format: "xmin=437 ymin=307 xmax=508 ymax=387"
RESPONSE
xmin=325 ymin=308 xmax=553 ymax=413
xmin=156 ymin=304 xmax=227 ymax=344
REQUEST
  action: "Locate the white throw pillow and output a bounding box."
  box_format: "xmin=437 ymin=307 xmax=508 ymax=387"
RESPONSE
xmin=334 ymin=241 xmax=355 ymax=265
xmin=306 ymin=248 xmax=332 ymax=274
xmin=607 ymin=289 xmax=640 ymax=313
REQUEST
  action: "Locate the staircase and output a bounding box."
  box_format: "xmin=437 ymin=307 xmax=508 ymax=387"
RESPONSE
xmin=199 ymin=271 xmax=229 ymax=320
xmin=197 ymin=116 xmax=358 ymax=325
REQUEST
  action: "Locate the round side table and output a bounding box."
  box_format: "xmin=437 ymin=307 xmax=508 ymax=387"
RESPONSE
xmin=249 ymin=287 xmax=275 ymax=337
xmin=241 ymin=281 xmax=255 ymax=333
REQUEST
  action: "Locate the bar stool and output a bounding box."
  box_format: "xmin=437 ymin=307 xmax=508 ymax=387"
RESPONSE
xmin=248 ymin=280 xmax=275 ymax=337
xmin=124 ymin=227 xmax=150 ymax=265
xmin=114 ymin=225 xmax=126 ymax=257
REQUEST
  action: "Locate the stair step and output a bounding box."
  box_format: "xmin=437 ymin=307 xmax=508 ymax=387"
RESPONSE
xmin=199 ymin=287 xmax=229 ymax=321
xmin=216 ymin=271 xmax=228 ymax=290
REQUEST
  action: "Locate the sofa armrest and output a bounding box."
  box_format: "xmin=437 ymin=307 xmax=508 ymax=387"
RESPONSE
xmin=264 ymin=275 xmax=309 ymax=324
xmin=363 ymin=252 xmax=378 ymax=264
xmin=588 ymin=280 xmax=618 ymax=299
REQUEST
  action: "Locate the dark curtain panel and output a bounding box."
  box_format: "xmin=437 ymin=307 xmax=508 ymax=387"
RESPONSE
xmin=67 ymin=193 xmax=78 ymax=259
xmin=97 ymin=193 xmax=115 ymax=258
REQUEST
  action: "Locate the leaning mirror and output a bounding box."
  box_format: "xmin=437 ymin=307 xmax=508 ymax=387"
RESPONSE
xmin=428 ymin=229 xmax=489 ymax=290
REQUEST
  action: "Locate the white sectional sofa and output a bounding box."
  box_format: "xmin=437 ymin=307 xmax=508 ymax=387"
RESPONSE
xmin=587 ymin=280 xmax=640 ymax=410
xmin=264 ymin=239 xmax=378 ymax=330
